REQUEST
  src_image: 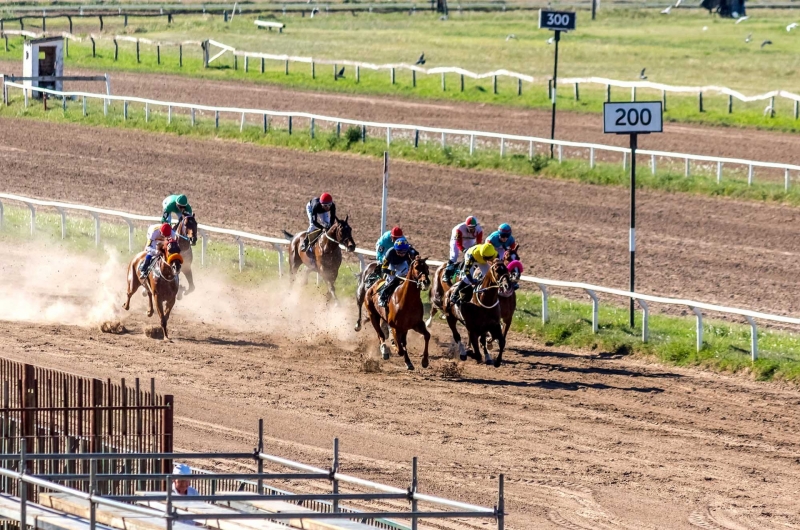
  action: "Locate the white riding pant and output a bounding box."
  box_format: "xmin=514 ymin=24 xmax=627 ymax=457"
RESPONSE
xmin=463 ymin=262 xmax=489 ymax=284
xmin=449 ymin=238 xmax=479 ymax=262
xmin=386 ymin=261 xmax=409 ymax=282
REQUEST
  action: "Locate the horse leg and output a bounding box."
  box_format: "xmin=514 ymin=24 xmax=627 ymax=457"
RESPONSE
xmin=123 ymin=274 xmax=140 ymax=311
xmin=145 ymin=284 xmax=155 ymax=317
xmin=446 ymin=314 xmax=467 ymax=361
xmin=162 ymin=296 xmax=176 ymax=342
xmin=366 ymin=302 xmax=389 ymax=360
xmin=395 ymin=329 xmax=414 ymax=371
xmin=327 ymin=279 xmax=339 ymax=306
xmin=480 ymin=333 xmax=493 ymax=365
xmin=183 ymin=266 xmax=195 ymax=296
xmin=425 ymin=306 xmax=438 ymax=328
xmin=469 ymin=332 xmax=483 ymax=364
xmin=354 ymin=280 xmax=365 ymax=332
xmin=413 ymin=320 xmax=431 ymax=369
xmin=493 ymin=324 xmax=506 ymax=368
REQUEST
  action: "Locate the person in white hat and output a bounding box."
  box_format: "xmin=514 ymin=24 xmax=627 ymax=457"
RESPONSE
xmin=172 ymin=463 xmax=199 ymax=496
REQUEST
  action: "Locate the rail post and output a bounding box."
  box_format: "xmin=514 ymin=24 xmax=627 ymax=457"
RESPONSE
xmin=748 ymin=165 xmax=753 ymax=186
xmin=441 ymin=72 xmax=445 ymax=91
xmin=285 ymin=59 xmax=289 ymax=75
xmin=500 ymin=138 xmax=505 ymax=157
xmin=623 ymin=151 xmax=627 ymax=171
xmin=381 ymin=152 xmax=389 ymax=235
xmin=263 ymin=114 xmax=269 ymax=134
xmin=55 ymin=207 xmax=66 ymax=239
xmin=157 ymin=45 xmax=161 ymax=65
xmin=191 ymin=108 xmax=195 ymax=127
xmin=244 ymin=55 xmax=248 ymax=72
xmin=24 ymin=89 xmax=28 ymax=108
xmin=469 ymin=135 xmax=475 ymax=155
xmin=698 ymin=92 xmax=704 ymax=113
xmin=585 ymin=289 xmax=598 ymax=333
xmin=727 ymin=94 xmax=732 ymax=114
xmin=441 ymin=132 xmax=446 ymax=149
xmin=19 ymin=445 xmax=27 ymax=528
xmin=770 ymin=96 xmax=775 ymax=118
xmin=169 ymin=106 xmax=173 ymax=125
xmin=651 ymin=154 xmax=656 ymax=175
xmin=493 ymin=75 xmax=497 ymax=94
xmin=90 ymin=459 xmax=97 ymax=530
xmin=215 ymin=110 xmax=219 ymax=129
xmin=356 ymin=65 xmax=360 ymax=83
xmin=558 ymin=144 xmax=562 ymax=163
xmin=391 ymin=68 xmax=396 ymax=85
xmin=589 ymin=147 xmax=595 ymax=169
xmin=529 ymin=141 xmax=534 ymax=160
xmin=536 ymin=283 xmax=549 ymax=323
xmin=25 ymin=202 xmax=35 ymax=235
xmin=257 ymin=419 xmax=264 ymax=495
xmin=496 ymin=474 xmax=505 ymax=530
xmin=631 ymin=86 xmax=635 ymax=102
xmin=241 ymin=112 xmax=246 ymax=132
xmin=310 ymin=117 xmax=315 ymax=138
xmin=311 ymin=61 xmax=315 ymax=79
xmin=146 ymin=103 xmax=150 ymax=122
xmin=690 ymin=306 xmax=703 ymax=352
xmin=124 ymin=219 xmax=134 ymax=252
xmin=794 ymin=100 xmax=799 ymax=120
xmin=517 ymin=78 xmax=522 ymax=96
xmin=414 ymin=129 xmax=419 ymax=148
xmin=136 ymin=41 xmax=140 ymax=64
xmin=745 ymin=316 xmax=758 ymax=361
xmin=289 ymin=116 xmax=294 ymax=135
xmin=91 ymin=37 xmax=96 ymax=58
xmin=331 ymin=438 xmax=340 ymax=513
xmin=260 ymin=57 xmax=264 ymax=73
xmin=573 ymin=82 xmax=579 ymax=101
xmin=272 ymin=244 xmax=284 ymax=277
xmin=460 ymin=74 xmax=464 ymax=92
xmin=114 ymin=39 xmax=118 ymax=61
xmin=0 ymin=200 xmax=4 ymax=229
xmin=179 ymin=45 xmax=183 ymax=68
xmin=91 ymin=213 xmax=100 ymax=247
xmin=785 ymin=169 xmax=790 ymax=191
xmin=236 ymin=237 xmax=244 ymax=271
xmin=201 ymin=232 xmax=208 ymax=266
xmin=104 ymin=97 xmax=108 ymax=117
xmin=716 ymin=161 xmax=722 ymax=184
xmin=386 ymin=127 xmax=391 ymax=147
xmin=662 ymin=90 xmax=667 ymax=112
xmin=410 ymin=457 xmax=418 ymax=530
xmin=638 ymin=299 xmax=649 ymax=342
xmin=124 ymin=100 xmax=128 ymax=120
xmin=685 ymin=158 xmax=690 ymax=177
xmin=412 ymin=70 xmax=416 ymax=87
xmin=165 ymin=479 xmax=173 ymax=530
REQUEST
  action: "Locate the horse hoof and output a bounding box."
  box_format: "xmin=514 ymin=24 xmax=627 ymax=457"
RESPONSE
xmin=354 ymin=323 xmax=361 ymax=332
xmin=380 ymin=344 xmax=391 ymax=360
xmin=422 ymin=357 xmax=429 ymax=369
xmin=486 ymin=340 xmax=494 ymax=351
xmin=459 ymin=354 xmax=467 ymax=362
xmin=493 ymin=358 xmax=502 ymax=368
xmin=425 ymin=317 xmax=433 ymax=328
xmin=485 ymin=358 xmax=493 ymax=366
xmin=405 ymin=362 xmax=415 ymax=371
xmin=146 ymin=311 xmax=154 ymax=317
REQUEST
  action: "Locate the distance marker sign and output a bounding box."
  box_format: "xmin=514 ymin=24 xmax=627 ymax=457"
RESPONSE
xmin=603 ymin=101 xmax=663 ymax=134
xmin=539 ymin=10 xmax=577 ymax=31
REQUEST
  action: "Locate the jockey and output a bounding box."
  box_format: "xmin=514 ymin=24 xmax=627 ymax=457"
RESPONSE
xmin=445 ymin=216 xmax=483 ymax=280
xmin=140 ymin=223 xmax=173 ymax=279
xmin=161 ymin=194 xmax=193 ymax=224
xmin=487 ymin=224 xmax=516 ymax=260
xmin=375 ymin=226 xmax=404 ymax=263
xmin=450 ymin=242 xmax=497 ymax=304
xmin=301 ymin=193 xmax=337 ymax=252
xmin=378 ymin=237 xmax=413 ymax=307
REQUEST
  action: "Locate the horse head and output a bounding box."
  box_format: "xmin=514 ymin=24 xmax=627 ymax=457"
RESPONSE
xmin=177 ymin=214 xmax=198 ymax=246
xmin=331 ymin=215 xmax=356 ymax=252
xmin=165 ymin=240 xmax=183 ymax=275
xmin=490 ymin=261 xmax=512 ymax=297
xmin=505 ymin=242 xmax=520 ymax=264
xmin=410 ymin=256 xmax=431 ymax=290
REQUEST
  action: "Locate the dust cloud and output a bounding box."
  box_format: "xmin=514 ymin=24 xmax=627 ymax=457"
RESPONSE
xmin=0 ymin=242 xmax=357 ymax=344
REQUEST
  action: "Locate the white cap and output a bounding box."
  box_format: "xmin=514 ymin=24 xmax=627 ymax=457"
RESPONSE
xmin=173 ymin=463 xmax=192 ymax=476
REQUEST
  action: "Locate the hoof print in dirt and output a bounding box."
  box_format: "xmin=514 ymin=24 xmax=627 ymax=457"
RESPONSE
xmin=144 ymin=326 xmax=164 ymax=340
xmin=435 ymin=361 xmax=463 ymax=379
xmin=100 ymin=321 xmax=128 ymax=334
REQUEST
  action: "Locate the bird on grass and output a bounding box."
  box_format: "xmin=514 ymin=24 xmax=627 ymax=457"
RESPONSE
xmin=415 ymin=53 xmax=425 ymax=65
xmin=337 ymin=66 xmax=345 ymax=78
xmin=639 ymin=68 xmax=647 ymax=80
xmin=506 ymin=34 xmax=517 ymax=41
xmin=546 ymin=36 xmax=554 ymax=44
xmin=761 ymin=39 xmax=773 ymax=48
xmin=735 ymin=16 xmax=749 ymax=24
xmin=787 ymin=22 xmax=799 ymax=31
xmin=660 ymin=6 xmax=671 ymax=14
xmin=310 ymin=7 xmax=319 ymax=17
xmin=745 ymin=33 xmax=752 ymax=43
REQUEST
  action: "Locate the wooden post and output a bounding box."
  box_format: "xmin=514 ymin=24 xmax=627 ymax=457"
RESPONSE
xmin=260 ymin=57 xmax=265 ymax=73
xmin=412 ymin=70 xmax=416 ymax=87
xmin=91 ymin=37 xmax=96 ymax=57
xmin=517 ymin=78 xmax=522 ymax=96
xmin=99 ymin=15 xmax=104 ymax=31
xmin=493 ymin=75 xmax=497 ymax=94
xmin=574 ymin=82 xmax=579 ymax=101
xmin=136 ymin=41 xmax=140 ymax=63
xmin=161 ymin=395 xmax=174 ymax=478
xmin=460 ymin=74 xmax=464 ymax=92
xmin=441 ymin=72 xmax=445 ymax=91
xmin=157 ymin=45 xmax=161 ymax=65
xmin=606 ymin=84 xmax=610 ymax=102
xmin=114 ymin=39 xmax=118 ymax=61
xmin=727 ymin=94 xmax=732 ymax=114
xmin=179 ymin=45 xmax=183 ymax=67
xmin=698 ymin=92 xmax=704 ymax=112
xmin=311 ymin=61 xmax=315 ymax=78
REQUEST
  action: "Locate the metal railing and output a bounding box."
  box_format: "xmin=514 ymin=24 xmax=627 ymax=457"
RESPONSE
xmin=1 ymin=192 xmax=799 ymax=362
xmin=1 ymin=419 xmax=503 ymax=530
xmin=2 ymin=82 xmax=799 ymax=190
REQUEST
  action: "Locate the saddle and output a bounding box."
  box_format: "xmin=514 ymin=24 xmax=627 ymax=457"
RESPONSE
xmin=364 ymin=271 xmax=382 ymax=290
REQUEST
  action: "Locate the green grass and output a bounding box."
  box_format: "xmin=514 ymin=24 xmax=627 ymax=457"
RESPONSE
xmin=2 ymin=201 xmax=799 ymax=382
xmin=3 ymin=9 xmax=800 ymax=131
xmin=4 ymin=94 xmax=800 ymax=207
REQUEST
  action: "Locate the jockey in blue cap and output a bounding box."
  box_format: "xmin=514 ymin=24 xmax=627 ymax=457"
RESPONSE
xmin=486 ymin=223 xmax=516 ymax=261
xmin=378 ymin=237 xmax=414 ymax=307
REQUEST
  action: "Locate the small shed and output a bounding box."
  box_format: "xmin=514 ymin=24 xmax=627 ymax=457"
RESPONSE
xmin=23 ymin=36 xmax=64 ymax=97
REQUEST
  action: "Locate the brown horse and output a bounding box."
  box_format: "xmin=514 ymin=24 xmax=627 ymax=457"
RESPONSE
xmin=173 ymin=214 xmax=198 ymax=298
xmin=354 ymin=261 xmax=380 ymax=332
xmin=285 ymin=217 xmax=356 ymax=303
xmin=363 ymin=256 xmax=432 ymax=370
xmin=442 ymin=261 xmax=512 ymax=367
xmin=123 ymin=240 xmax=183 ymax=341
xmin=490 ymin=244 xmax=522 ymax=349
xmin=425 ymin=260 xmax=459 ymax=328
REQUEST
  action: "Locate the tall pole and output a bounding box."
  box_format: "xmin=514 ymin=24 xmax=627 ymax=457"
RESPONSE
xmin=381 ymin=152 xmax=389 ymax=236
xmin=629 ymin=133 xmax=637 ymax=328
xmin=592 ymin=0 xmax=597 ymax=20
xmin=549 ymin=30 xmax=561 ymax=159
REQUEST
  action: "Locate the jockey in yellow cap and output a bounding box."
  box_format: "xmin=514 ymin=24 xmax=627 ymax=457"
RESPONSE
xmin=450 ymin=242 xmax=498 ymax=304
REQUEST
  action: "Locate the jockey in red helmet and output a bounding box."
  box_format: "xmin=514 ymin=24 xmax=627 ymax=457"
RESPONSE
xmin=445 ymin=216 xmax=483 ymax=282
xmin=140 ymin=223 xmax=173 ymax=279
xmin=301 ymin=193 xmax=337 ymax=252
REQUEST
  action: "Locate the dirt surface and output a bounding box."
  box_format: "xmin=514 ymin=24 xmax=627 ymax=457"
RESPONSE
xmin=1 ymin=61 xmax=799 ymax=164
xmin=3 ymin=117 xmax=800 ymax=317
xmin=1 ymin=286 xmax=799 ymax=530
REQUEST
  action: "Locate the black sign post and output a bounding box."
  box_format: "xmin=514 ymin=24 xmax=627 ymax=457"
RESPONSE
xmin=603 ymin=101 xmax=663 ymax=328
xmin=539 ymin=10 xmax=576 ymax=158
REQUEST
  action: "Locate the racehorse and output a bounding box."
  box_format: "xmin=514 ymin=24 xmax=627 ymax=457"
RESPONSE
xmin=123 ymin=239 xmax=184 ymax=341
xmin=442 ymin=261 xmax=512 ymax=367
xmin=173 ymin=214 xmax=198 ymax=298
xmin=490 ymin=244 xmax=522 ymax=349
xmin=425 ymin=259 xmax=460 ymax=328
xmin=363 ymin=256 xmax=432 ymax=370
xmin=354 ymin=261 xmax=380 ymax=332
xmin=284 ymin=217 xmax=357 ymax=303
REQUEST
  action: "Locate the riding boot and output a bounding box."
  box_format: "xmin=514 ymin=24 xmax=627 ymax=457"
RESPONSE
xmin=139 ymin=255 xmax=152 ymax=280
xmin=512 ymin=282 xmax=520 ymax=291
xmin=378 ymin=278 xmax=396 ymax=307
xmin=445 ymin=260 xmax=456 ymax=283
xmin=299 ymin=236 xmax=310 ymax=252
xmin=450 ymin=280 xmax=467 ymax=305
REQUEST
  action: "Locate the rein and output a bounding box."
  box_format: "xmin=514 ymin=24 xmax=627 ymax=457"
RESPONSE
xmin=472 ymin=268 xmax=502 ymax=309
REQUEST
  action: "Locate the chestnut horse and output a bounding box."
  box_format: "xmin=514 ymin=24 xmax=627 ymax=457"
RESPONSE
xmin=425 ymin=260 xmax=460 ymax=328
xmin=363 ymin=256 xmax=432 ymax=370
xmin=285 ymin=217 xmax=356 ymax=303
xmin=123 ymin=240 xmax=183 ymax=341
xmin=442 ymin=261 xmax=512 ymax=367
xmin=354 ymin=261 xmax=380 ymax=332
xmin=173 ymin=214 xmax=198 ymax=298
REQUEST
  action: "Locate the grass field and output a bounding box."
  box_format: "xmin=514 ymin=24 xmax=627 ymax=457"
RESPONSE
xmin=3 ymin=9 xmax=800 ymax=130
xmin=2 ymin=201 xmax=799 ymax=381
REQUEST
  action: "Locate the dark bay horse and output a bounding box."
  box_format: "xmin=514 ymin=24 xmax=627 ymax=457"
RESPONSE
xmin=491 ymin=244 xmax=522 ymax=349
xmin=442 ymin=261 xmax=512 ymax=367
xmin=363 ymin=256 xmax=432 ymax=370
xmin=173 ymin=214 xmax=198 ymax=298
xmin=285 ymin=217 xmax=356 ymax=303
xmin=123 ymin=240 xmax=183 ymax=341
xmin=354 ymin=261 xmax=380 ymax=332
xmin=425 ymin=260 xmax=459 ymax=328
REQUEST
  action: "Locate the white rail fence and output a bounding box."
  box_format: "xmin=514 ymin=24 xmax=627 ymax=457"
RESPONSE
xmin=4 ymin=30 xmax=800 ymax=115
xmin=2 ymin=192 xmax=799 ymax=362
xmin=3 ymin=81 xmax=800 ymax=189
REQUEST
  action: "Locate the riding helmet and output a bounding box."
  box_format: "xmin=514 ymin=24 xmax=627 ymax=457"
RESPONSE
xmin=160 ymin=223 xmax=173 ymax=237
xmin=176 ymin=194 xmax=189 ymax=207
xmin=465 ymin=216 xmax=478 ymax=227
xmin=499 ymin=223 xmax=512 ymax=236
xmin=320 ymin=193 xmax=334 ymax=204
xmin=394 ymin=237 xmax=410 ymax=252
xmin=390 ymin=226 xmax=404 ymax=238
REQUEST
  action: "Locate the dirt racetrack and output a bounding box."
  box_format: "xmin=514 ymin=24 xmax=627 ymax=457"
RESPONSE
xmin=0 ymin=260 xmax=799 ymax=530
xmin=1 ymin=61 xmax=799 ymax=164
xmin=2 ymin=118 xmax=800 ymax=317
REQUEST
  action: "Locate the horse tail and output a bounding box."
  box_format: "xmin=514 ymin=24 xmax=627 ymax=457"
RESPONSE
xmin=282 ymin=230 xmax=295 ymax=241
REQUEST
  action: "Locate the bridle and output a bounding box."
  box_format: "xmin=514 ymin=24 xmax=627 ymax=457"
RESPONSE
xmin=397 ymin=259 xmax=430 ymax=290
xmin=472 ymin=264 xmax=509 ymax=309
